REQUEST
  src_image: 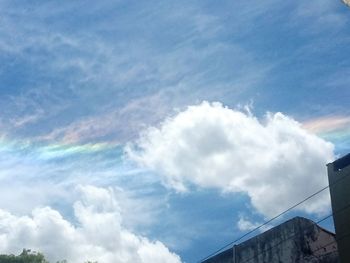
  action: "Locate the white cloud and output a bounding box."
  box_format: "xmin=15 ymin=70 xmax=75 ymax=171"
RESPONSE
xmin=237 ymin=215 xmax=272 ymax=232
xmin=126 ymin=102 xmax=335 ymax=217
xmin=0 ymin=185 xmax=181 ymax=263
xmin=237 ymin=216 xmax=260 ymax=232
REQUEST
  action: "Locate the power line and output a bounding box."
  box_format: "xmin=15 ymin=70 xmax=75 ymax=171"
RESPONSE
xmin=198 ymin=186 xmax=329 ymax=262
xmin=197 ymin=170 xmax=350 ymax=262
xmin=198 ymin=187 xmax=328 ymax=262
xmin=238 ymin=203 xmax=350 ymax=263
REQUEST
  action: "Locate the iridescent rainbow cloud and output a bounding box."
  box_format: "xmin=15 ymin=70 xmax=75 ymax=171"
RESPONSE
xmin=302 ymin=116 xmax=350 ymax=143
xmin=0 ymin=135 xmax=119 ymax=160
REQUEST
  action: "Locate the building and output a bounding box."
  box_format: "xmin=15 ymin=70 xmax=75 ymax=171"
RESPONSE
xmin=327 ymin=153 xmax=350 ymax=263
xmin=203 ymin=217 xmax=338 ymax=263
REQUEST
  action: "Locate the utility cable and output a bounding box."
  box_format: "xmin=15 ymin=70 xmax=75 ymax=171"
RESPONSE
xmin=197 ymin=170 xmax=350 ymax=262
xmin=198 ymin=185 xmax=329 ymax=262
xmin=238 ymin=203 xmax=350 ymax=263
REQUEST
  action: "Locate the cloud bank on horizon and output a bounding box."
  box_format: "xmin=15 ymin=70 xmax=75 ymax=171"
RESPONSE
xmin=127 ymin=102 xmax=335 ymax=217
xmin=0 ymin=185 xmax=182 ymax=263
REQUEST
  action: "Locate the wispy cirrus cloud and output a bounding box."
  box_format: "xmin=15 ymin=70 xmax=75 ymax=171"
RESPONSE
xmin=38 ymin=92 xmax=173 ymax=144
xmin=0 ymin=0 xmax=272 ymax=144
xmin=291 ymin=0 xmax=347 ymax=33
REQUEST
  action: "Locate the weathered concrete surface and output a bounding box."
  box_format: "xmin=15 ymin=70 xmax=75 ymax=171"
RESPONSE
xmin=236 ymin=217 xmax=338 ymax=263
xmin=203 ymin=217 xmax=339 ymax=263
xmin=328 ymin=153 xmax=350 ymax=263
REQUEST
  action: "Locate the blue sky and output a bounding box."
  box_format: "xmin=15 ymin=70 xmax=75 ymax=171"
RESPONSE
xmin=0 ymin=1 xmax=349 ymax=262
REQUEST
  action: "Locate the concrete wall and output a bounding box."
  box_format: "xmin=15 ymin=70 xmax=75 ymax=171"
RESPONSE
xmin=235 ymin=217 xmax=338 ymax=263
xmin=327 ymin=154 xmax=350 ymax=263
xmin=203 ymin=217 xmax=338 ymax=263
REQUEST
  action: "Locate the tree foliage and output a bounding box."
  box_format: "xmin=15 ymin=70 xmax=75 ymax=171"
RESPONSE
xmin=0 ymin=249 xmax=48 ymax=263
xmin=0 ymin=249 xmax=97 ymax=263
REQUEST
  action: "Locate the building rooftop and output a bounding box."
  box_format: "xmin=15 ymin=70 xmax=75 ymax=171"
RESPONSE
xmin=203 ymin=216 xmax=338 ymax=263
xmin=328 ymin=153 xmax=350 ymax=171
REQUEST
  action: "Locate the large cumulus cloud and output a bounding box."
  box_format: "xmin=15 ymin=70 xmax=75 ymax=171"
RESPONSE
xmin=126 ymin=102 xmax=335 ymax=217
xmin=0 ymin=185 xmax=181 ymax=263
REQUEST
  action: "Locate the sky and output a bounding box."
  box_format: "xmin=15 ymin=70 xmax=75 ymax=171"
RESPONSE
xmin=0 ymin=0 xmax=349 ymax=262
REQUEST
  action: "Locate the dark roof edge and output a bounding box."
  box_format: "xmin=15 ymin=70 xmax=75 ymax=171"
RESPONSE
xmin=327 ymin=153 xmax=350 ymax=171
